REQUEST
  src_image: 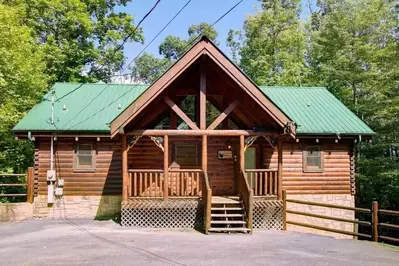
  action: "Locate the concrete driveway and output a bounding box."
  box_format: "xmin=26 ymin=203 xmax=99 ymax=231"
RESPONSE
xmin=0 ymin=219 xmax=398 ymax=266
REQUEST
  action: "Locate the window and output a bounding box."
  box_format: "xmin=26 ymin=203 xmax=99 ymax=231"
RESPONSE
xmin=175 ymin=144 xmax=199 ymax=167
xmin=74 ymin=143 xmax=95 ymax=171
xmin=303 ymin=146 xmax=323 ymax=172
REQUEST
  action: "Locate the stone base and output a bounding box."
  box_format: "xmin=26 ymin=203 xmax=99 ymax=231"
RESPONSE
xmin=286 ymin=194 xmax=355 ymax=239
xmin=33 ymin=195 xmax=121 ymax=219
xmin=0 ymin=203 xmax=33 ymax=222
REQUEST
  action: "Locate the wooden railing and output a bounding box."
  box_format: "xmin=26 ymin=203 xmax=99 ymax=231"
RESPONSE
xmin=203 ymin=171 xmax=212 ymax=234
xmin=239 ymin=169 xmax=253 ymax=232
xmin=245 ymin=169 xmax=278 ymax=196
xmin=128 ymin=170 xmax=164 ymax=198
xmin=0 ymin=167 xmax=34 ymax=203
xmin=169 ymin=169 xmax=202 ymax=197
xmin=372 ymin=201 xmax=399 ymax=244
xmin=283 ymin=191 xmax=372 ymax=239
xmin=284 ymin=191 xmax=399 ymax=245
xmin=128 ymin=169 xmax=203 ymax=198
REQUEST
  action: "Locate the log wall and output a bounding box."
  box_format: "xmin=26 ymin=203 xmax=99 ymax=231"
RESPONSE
xmin=36 ymin=138 xmax=123 ymax=196
xmin=262 ymin=139 xmax=353 ymax=195
xmin=35 ymin=137 xmax=353 ymax=196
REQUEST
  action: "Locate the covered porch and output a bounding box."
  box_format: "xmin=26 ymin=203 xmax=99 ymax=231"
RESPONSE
xmin=120 ymin=130 xmax=284 ymax=232
xmin=111 ymin=37 xmax=293 ymax=232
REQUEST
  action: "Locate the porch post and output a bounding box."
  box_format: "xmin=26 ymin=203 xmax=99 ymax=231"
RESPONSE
xmin=277 ymin=137 xmax=283 ymax=200
xmin=239 ymin=135 xmax=245 ymax=189
xmin=239 ymin=135 xmax=245 ymax=171
xmin=122 ymin=135 xmax=128 ymax=201
xmin=202 ymin=135 xmax=207 ymax=172
xmin=163 ymin=135 xmax=169 ymax=200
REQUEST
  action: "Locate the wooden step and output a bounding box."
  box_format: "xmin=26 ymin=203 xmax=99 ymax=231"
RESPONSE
xmin=211 ymin=196 xmax=241 ymax=204
xmin=208 ymin=227 xmax=251 ymax=233
xmin=211 ymin=220 xmax=246 ymax=225
xmin=211 ymin=214 xmax=244 ymax=218
xmin=211 ymin=207 xmax=243 ymax=211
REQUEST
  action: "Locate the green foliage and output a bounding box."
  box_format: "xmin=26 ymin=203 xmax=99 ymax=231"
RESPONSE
xmin=228 ymin=0 xmax=399 ymax=209
xmin=0 ymin=3 xmax=47 ymax=173
xmin=131 ymin=53 xmax=169 ymax=84
xmin=4 ymin=0 xmax=144 ymax=82
xmin=0 ymin=0 xmax=144 ymax=175
xmin=308 ymin=0 xmax=398 ymax=209
xmin=227 ymin=0 xmax=308 ymax=85
xmin=131 ymin=22 xmax=218 ymax=83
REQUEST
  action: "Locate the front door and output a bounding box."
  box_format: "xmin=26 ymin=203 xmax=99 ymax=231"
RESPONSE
xmin=245 ymin=147 xmax=256 ymax=188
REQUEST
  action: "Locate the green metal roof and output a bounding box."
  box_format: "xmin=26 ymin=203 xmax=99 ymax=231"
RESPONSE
xmin=13 ymin=83 xmax=149 ymax=133
xmin=259 ymin=86 xmax=374 ymax=135
xmin=13 ymin=82 xmax=374 ymax=135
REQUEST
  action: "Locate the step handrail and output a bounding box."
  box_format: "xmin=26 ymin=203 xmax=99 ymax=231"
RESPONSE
xmin=239 ymin=169 xmax=253 ymax=232
xmin=203 ymin=171 xmax=212 ymax=234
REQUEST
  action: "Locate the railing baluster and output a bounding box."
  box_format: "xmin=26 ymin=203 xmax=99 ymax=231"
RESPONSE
xmin=149 ymin=172 xmax=153 ymax=197
xmin=196 ymin=172 xmax=200 ymax=196
xmin=180 ymin=173 xmax=184 ymax=196
xmin=133 ymin=173 xmax=137 ymax=196
xmin=144 ymin=173 xmax=148 ymax=196
xmin=160 ymin=173 xmax=163 ymax=197
xmin=273 ymin=172 xmax=277 ymax=195
xmin=190 ymin=173 xmax=195 ymax=196
xmin=269 ymin=172 xmax=274 ymax=193
xmin=154 ymin=173 xmax=157 ymax=197
xmin=257 ymin=172 xmax=260 ymax=196
xmin=139 ymin=173 xmax=142 ymax=196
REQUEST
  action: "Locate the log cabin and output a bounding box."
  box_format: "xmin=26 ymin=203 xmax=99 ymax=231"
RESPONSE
xmin=13 ymin=37 xmax=374 ymax=234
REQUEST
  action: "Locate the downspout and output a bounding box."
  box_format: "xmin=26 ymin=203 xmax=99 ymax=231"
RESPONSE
xmin=50 ymin=89 xmax=55 ymax=171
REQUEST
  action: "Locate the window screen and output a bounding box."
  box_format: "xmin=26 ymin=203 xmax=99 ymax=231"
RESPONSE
xmin=304 ymin=146 xmax=323 ymax=171
xmin=75 ymin=144 xmax=94 ymax=170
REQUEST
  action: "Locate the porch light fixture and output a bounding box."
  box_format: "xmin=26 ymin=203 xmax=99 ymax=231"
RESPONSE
xmin=225 ymin=140 xmax=232 ymax=149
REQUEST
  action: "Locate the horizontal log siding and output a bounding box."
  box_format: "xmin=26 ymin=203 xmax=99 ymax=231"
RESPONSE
xmin=262 ymin=140 xmax=352 ymax=194
xmin=129 ymin=136 xmax=235 ymax=196
xmin=37 ymin=138 xmax=123 ymax=196
xmin=207 ymin=137 xmax=235 ymax=196
xmin=128 ymin=137 xmax=164 ymax=169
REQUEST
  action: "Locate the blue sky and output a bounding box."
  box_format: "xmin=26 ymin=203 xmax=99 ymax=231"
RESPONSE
xmin=119 ymin=0 xmax=312 ymax=64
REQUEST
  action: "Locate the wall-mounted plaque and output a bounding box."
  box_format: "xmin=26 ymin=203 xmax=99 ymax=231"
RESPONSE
xmin=218 ymin=150 xmax=233 ymax=159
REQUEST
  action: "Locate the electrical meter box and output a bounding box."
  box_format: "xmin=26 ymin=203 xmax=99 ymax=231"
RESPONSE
xmin=54 ymin=187 xmax=63 ymax=196
xmin=57 ymin=179 xmax=65 ymax=187
xmin=47 ymin=170 xmax=56 ymax=181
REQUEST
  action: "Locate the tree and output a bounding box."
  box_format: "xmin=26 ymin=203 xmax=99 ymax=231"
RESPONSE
xmin=131 ymin=22 xmax=218 ymax=83
xmin=308 ymin=0 xmax=399 ymax=211
xmin=0 ymin=3 xmax=48 ymax=173
xmin=131 ymin=53 xmax=169 ymax=84
xmin=227 ymin=0 xmax=307 ymax=85
xmin=4 ymin=0 xmax=144 ymax=82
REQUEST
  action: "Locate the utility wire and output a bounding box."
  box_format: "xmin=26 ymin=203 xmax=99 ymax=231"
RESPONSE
xmin=56 ymin=0 xmax=162 ymax=102
xmin=65 ymin=0 xmax=244 ymax=130
xmin=60 ymin=0 xmax=192 ymax=128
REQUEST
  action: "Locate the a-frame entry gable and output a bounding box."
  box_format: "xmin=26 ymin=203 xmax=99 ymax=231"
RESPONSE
xmin=110 ymin=37 xmax=294 ymax=137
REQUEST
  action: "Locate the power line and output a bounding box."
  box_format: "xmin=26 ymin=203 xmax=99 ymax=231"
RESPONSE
xmin=115 ymin=0 xmax=244 ymax=78
xmin=60 ymin=0 xmax=192 ymax=128
xmin=56 ymin=0 xmax=162 ymax=102
xmin=65 ymin=0 xmax=244 ymax=131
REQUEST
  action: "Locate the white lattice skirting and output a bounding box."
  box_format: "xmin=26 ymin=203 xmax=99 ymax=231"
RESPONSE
xmin=121 ymin=198 xmax=283 ymax=230
xmin=121 ymin=199 xmax=203 ymax=228
xmin=253 ymin=200 xmax=283 ymax=230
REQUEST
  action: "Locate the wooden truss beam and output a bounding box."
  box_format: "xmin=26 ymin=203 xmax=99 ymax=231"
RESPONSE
xmin=200 ymin=57 xmax=206 ymax=130
xmin=127 ymin=129 xmax=278 ymax=137
xmin=164 ymin=97 xmax=199 ymax=130
xmin=207 ymin=100 xmax=239 ymax=130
